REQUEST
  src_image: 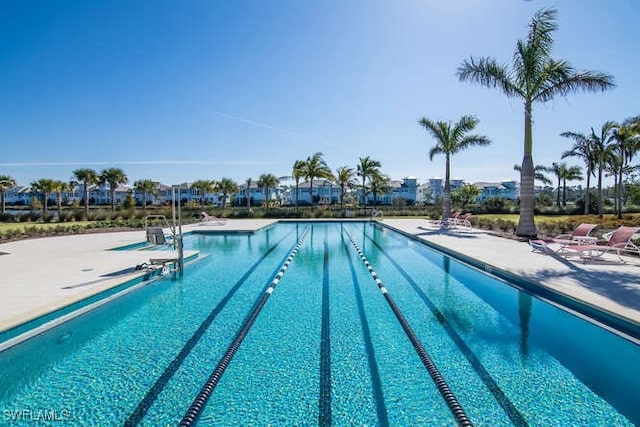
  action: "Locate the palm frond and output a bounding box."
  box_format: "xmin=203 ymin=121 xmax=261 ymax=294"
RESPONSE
xmin=457 ymin=57 xmax=521 ymax=98
xmin=535 ymin=61 xmax=615 ymax=103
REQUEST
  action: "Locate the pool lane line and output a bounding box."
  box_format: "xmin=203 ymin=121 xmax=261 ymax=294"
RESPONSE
xmin=125 ymin=229 xmax=297 ymax=426
xmin=362 ymin=230 xmax=528 ymax=427
xmin=343 ymin=229 xmax=473 ymax=427
xmin=179 ymin=226 xmax=310 ymax=427
xmin=340 ymin=229 xmax=389 ymax=425
xmin=319 ymin=228 xmax=332 ymax=426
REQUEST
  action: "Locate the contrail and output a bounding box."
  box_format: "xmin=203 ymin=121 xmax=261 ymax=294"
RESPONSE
xmin=213 ymin=111 xmax=328 ymax=143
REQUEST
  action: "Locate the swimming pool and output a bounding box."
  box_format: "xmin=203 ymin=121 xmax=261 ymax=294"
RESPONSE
xmin=0 ymin=221 xmax=638 ymax=425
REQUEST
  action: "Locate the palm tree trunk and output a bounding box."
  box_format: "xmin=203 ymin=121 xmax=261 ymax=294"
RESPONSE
xmin=57 ymin=193 xmax=63 ymax=218
xmin=310 ymin=180 xmax=314 ymax=211
xmin=42 ymin=193 xmax=47 ymax=217
xmin=443 ymin=155 xmax=451 ymax=219
xmin=516 ymin=102 xmax=537 ymax=238
xmin=562 ymin=178 xmax=567 ymax=206
xmin=84 ymin=184 xmax=89 ymax=220
xmin=597 ymin=165 xmax=603 ymax=219
xmin=556 ymin=177 xmax=561 ymax=207
xmin=1 ymin=191 xmax=6 ymax=213
xmin=617 ymin=170 xmax=623 ymax=219
xmin=584 ymin=168 xmax=591 ymax=214
xmin=111 ymin=189 xmax=116 ymax=212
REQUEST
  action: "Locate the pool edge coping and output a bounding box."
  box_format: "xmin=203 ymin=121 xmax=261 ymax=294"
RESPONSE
xmin=378 ymin=221 xmax=640 ymax=345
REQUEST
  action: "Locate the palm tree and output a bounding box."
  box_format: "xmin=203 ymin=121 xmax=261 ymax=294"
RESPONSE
xmin=369 ymin=172 xmax=391 ymax=207
xmin=357 ymin=156 xmax=381 ymax=207
xmin=335 ymin=166 xmax=356 ymax=211
xmin=549 ymin=162 xmax=582 ymax=206
xmin=513 ymin=164 xmax=552 ymax=186
xmin=245 ymin=178 xmax=252 ymax=211
xmin=191 ymin=179 xmax=217 ymax=208
xmin=30 ymin=178 xmax=56 ymax=217
xmin=218 ymin=178 xmax=238 ymax=208
xmin=302 ymin=152 xmax=333 ymax=208
xmin=257 ymin=173 xmax=279 ymax=211
xmin=457 ymin=8 xmax=614 ymax=237
xmin=419 ymin=115 xmax=491 ymax=219
xmin=100 ymin=168 xmax=128 ymax=212
xmin=561 ymin=131 xmax=595 ymax=214
xmin=133 ymin=179 xmax=157 ymax=214
xmin=72 ymin=168 xmax=99 ymax=220
xmin=52 ymin=180 xmax=71 ymax=218
xmin=292 ymin=159 xmax=306 ymax=209
xmin=0 ymin=175 xmax=17 ymax=214
xmin=590 ymin=122 xmax=617 ymax=218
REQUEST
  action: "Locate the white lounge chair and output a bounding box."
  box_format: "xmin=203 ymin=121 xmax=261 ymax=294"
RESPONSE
xmin=200 ymin=212 xmax=227 ymax=226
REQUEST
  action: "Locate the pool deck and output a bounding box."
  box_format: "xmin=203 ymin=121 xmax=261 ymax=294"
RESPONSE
xmin=1 ymin=218 xmax=639 ymax=339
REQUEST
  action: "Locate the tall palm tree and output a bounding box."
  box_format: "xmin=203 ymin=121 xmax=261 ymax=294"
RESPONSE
xmin=30 ymin=178 xmax=56 ymax=217
xmin=191 ymin=179 xmax=217 ymax=208
xmin=302 ymin=152 xmax=333 ymax=208
xmin=52 ymin=180 xmax=71 ymax=218
xmin=72 ymin=168 xmax=98 ymax=220
xmin=245 ymin=178 xmax=252 ymax=211
xmin=100 ymin=168 xmax=128 ymax=212
xmin=457 ymin=8 xmax=614 ymax=237
xmin=549 ymin=162 xmax=564 ymax=207
xmin=218 ymin=178 xmax=238 ymax=208
xmin=610 ymin=119 xmax=640 ymax=218
xmin=419 ymin=115 xmax=491 ymax=219
xmin=257 ymin=173 xmax=279 ymax=211
xmin=357 ymin=156 xmax=381 ymax=207
xmin=335 ymin=166 xmax=356 ymax=211
xmin=133 ymin=179 xmax=157 ymax=214
xmin=561 ymin=131 xmax=595 ymax=214
xmin=590 ymin=122 xmax=617 ymax=218
xmin=0 ymin=175 xmax=17 ymax=214
xmin=292 ymin=159 xmax=306 ymax=208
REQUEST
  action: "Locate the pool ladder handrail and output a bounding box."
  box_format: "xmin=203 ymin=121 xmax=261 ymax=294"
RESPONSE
xmin=343 ymin=228 xmax=473 ymax=427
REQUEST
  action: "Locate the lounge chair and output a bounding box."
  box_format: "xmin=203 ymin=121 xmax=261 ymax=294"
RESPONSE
xmin=200 ymin=212 xmax=227 ymax=226
xmin=442 ymin=212 xmax=472 ymax=230
xmin=552 ymin=223 xmax=598 ymax=245
xmin=529 ymin=239 xmax=565 ymax=255
xmin=561 ymin=226 xmax=640 ymax=262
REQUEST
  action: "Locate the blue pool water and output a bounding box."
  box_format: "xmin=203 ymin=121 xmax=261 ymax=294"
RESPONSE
xmin=0 ymin=222 xmax=638 ymax=425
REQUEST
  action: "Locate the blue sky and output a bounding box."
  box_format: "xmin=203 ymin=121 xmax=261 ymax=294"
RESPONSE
xmin=1 ymin=0 xmax=638 ymax=188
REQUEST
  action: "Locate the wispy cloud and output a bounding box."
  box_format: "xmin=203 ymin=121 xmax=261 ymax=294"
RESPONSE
xmin=0 ymin=160 xmax=274 ymax=167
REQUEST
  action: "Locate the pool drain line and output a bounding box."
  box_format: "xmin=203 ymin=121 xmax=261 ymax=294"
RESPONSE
xmin=179 ymin=227 xmax=310 ymax=427
xmin=343 ymin=229 xmax=473 ymax=427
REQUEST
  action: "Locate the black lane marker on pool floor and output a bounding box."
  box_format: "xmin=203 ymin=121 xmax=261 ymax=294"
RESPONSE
xmin=319 ymin=229 xmax=332 ymax=426
xmin=364 ymin=232 xmax=528 ymax=427
xmin=343 ymin=228 xmax=473 ymax=427
xmin=179 ymin=227 xmax=310 ymax=427
xmin=124 ymin=230 xmax=296 ymax=426
xmin=340 ymin=230 xmax=389 ymax=425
